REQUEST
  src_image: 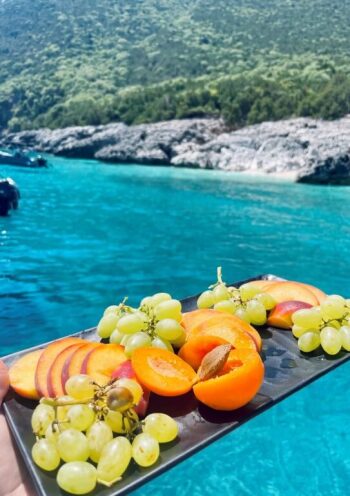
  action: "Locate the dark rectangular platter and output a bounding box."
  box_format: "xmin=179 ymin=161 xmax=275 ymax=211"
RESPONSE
xmin=3 ymin=274 xmax=350 ymax=496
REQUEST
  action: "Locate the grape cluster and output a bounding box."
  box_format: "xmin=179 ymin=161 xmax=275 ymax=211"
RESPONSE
xmin=31 ymin=374 xmax=178 ymax=494
xmin=292 ymin=295 xmax=350 ymax=355
xmin=97 ymin=293 xmax=186 ymax=356
xmin=197 ymin=268 xmax=276 ymax=326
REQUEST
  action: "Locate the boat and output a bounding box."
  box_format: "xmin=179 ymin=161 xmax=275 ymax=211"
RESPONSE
xmin=0 ymin=148 xmax=47 ymax=168
xmin=0 ymin=177 xmax=20 ymax=216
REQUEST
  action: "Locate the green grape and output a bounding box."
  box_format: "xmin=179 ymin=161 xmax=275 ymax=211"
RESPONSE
xmin=32 ymin=439 xmax=60 ymax=471
xmin=346 ymin=299 xmax=350 ymax=309
xmin=151 ymin=292 xmax=172 ymax=306
xmin=320 ymin=326 xmax=342 ymax=355
xmin=320 ymin=295 xmax=346 ymax=320
xmin=154 ymin=299 xmax=182 ymax=321
xmin=140 ymin=296 xmax=154 ymax=308
xmin=31 ymin=404 xmax=55 ymax=436
xmin=97 ymin=313 xmax=119 ymax=338
xmin=97 ymin=437 xmax=132 ymax=485
xmin=170 ymin=328 xmax=186 ymax=348
xmin=105 ymin=409 xmax=139 ymax=434
xmin=57 ymin=462 xmax=97 ymax=495
xmin=292 ymin=325 xmax=317 ymax=339
xmin=57 ymin=429 xmax=89 ymax=462
xmin=132 ymin=433 xmax=160 ymax=467
xmin=65 ymin=375 xmax=95 ymax=401
xmin=56 ymin=395 xmax=75 ymax=422
xmin=246 ymin=300 xmax=267 ymax=326
xmin=67 ymin=405 xmax=95 ymax=431
xmin=103 ymin=305 xmax=119 ymax=316
xmin=151 ymin=336 xmax=174 ymax=352
xmin=143 ymin=413 xmax=178 ymax=443
xmin=255 ymin=292 xmax=276 ymax=310
xmin=117 ymin=314 xmax=145 ymax=334
xmin=213 ymin=284 xmax=230 ymax=303
xmin=113 ymin=378 xmax=143 ymax=405
xmin=87 ymin=421 xmax=113 ymax=463
xmin=120 ymin=334 xmax=131 ymax=346
xmin=339 ymin=326 xmax=350 ymax=351
xmin=109 ymin=328 xmax=126 ymax=344
xmin=213 ymin=300 xmax=237 ymax=314
xmin=298 ymin=331 xmax=321 ymax=353
xmin=155 ymin=319 xmax=184 ymax=341
xmin=134 ymin=310 xmax=149 ymax=327
xmin=292 ymin=308 xmax=322 ymax=328
xmin=239 ymin=283 xmax=261 ymax=301
xmin=234 ymin=306 xmax=250 ymax=323
xmin=197 ymin=290 xmax=215 ymax=309
xmin=125 ymin=332 xmax=152 ymax=357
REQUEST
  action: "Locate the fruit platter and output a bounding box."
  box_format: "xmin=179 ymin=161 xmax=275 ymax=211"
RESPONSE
xmin=3 ymin=269 xmax=350 ymax=496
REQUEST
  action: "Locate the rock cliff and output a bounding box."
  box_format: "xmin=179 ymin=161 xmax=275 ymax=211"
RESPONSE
xmin=2 ymin=116 xmax=350 ymax=184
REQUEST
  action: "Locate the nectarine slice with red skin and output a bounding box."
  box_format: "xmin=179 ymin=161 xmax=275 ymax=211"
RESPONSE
xmin=131 ymin=347 xmax=197 ymax=397
xmin=188 ymin=315 xmax=258 ymax=351
xmin=48 ymin=343 xmax=85 ymax=398
xmin=178 ymin=335 xmax=228 ymax=370
xmin=84 ymin=344 xmax=127 ymax=386
xmin=265 ymin=281 xmax=318 ymax=306
xmin=9 ymin=349 xmax=43 ymax=400
xmin=65 ymin=342 xmax=100 ymax=383
xmin=292 ymin=282 xmax=327 ymax=304
xmin=35 ymin=337 xmax=84 ymax=397
xmin=111 ymin=360 xmax=150 ymax=417
xmin=193 ymin=348 xmax=264 ymax=411
xmin=267 ymin=301 xmax=312 ymax=329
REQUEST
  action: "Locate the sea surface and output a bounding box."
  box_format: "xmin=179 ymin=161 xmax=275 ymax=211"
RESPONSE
xmin=1 ymin=157 xmax=350 ymax=495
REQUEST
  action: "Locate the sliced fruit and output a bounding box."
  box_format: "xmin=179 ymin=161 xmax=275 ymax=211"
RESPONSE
xmin=244 ymin=280 xmax=280 ymax=291
xmin=65 ymin=342 xmax=100 ymax=384
xmin=188 ymin=315 xmax=258 ymax=351
xmin=265 ymin=281 xmax=318 ymax=306
xmin=295 ymin=282 xmax=327 ymax=304
xmin=48 ymin=344 xmax=85 ymax=398
xmin=84 ymin=344 xmax=127 ymax=386
xmin=35 ymin=337 xmax=84 ymax=397
xmin=193 ymin=348 xmax=264 ymax=410
xmin=9 ymin=349 xmax=43 ymax=399
xmin=178 ymin=335 xmax=228 ymax=370
xmin=181 ymin=309 xmax=220 ymax=334
xmin=267 ymin=301 xmax=313 ymax=329
xmin=111 ymin=360 xmax=150 ymax=417
xmin=131 ymin=347 xmax=197 ymax=397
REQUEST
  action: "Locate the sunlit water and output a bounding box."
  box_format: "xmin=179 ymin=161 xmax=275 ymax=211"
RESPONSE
xmin=1 ymin=157 xmax=350 ymax=495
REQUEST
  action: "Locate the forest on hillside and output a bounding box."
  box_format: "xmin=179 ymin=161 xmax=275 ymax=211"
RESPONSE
xmin=1 ymin=0 xmax=350 ymax=131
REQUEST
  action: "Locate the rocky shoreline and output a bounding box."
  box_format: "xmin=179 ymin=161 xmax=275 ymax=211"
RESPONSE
xmin=1 ymin=116 xmax=350 ymax=184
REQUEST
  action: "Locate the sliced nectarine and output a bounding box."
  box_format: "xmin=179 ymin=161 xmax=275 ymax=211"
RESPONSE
xmin=84 ymin=344 xmax=127 ymax=386
xmin=267 ymin=301 xmax=312 ymax=329
xmin=178 ymin=335 xmax=228 ymax=370
xmin=181 ymin=309 xmax=220 ymax=333
xmin=265 ymin=281 xmax=318 ymax=306
xmin=193 ymin=348 xmax=264 ymax=410
xmin=131 ymin=347 xmax=197 ymax=397
xmin=48 ymin=343 xmax=85 ymax=398
xmin=188 ymin=315 xmax=258 ymax=351
xmin=65 ymin=342 xmax=100 ymax=383
xmin=245 ymin=280 xmax=280 ymax=291
xmin=35 ymin=337 xmax=84 ymax=397
xmin=9 ymin=349 xmax=43 ymax=400
xmin=294 ymin=282 xmax=327 ymax=304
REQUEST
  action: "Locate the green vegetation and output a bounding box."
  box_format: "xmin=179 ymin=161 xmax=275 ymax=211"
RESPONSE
xmin=1 ymin=0 xmax=350 ymax=130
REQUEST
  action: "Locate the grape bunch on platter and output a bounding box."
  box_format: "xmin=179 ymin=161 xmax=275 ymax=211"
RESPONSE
xmin=292 ymin=295 xmax=350 ymax=355
xmin=96 ymin=293 xmax=186 ymax=357
xmin=196 ymin=267 xmax=276 ymax=326
xmin=31 ymin=374 xmax=178 ymax=494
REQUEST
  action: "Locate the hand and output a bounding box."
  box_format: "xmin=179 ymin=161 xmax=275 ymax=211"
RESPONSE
xmin=0 ymin=360 xmax=35 ymax=496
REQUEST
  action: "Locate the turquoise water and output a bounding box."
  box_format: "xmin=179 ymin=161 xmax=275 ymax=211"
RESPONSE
xmin=1 ymin=157 xmax=350 ymax=495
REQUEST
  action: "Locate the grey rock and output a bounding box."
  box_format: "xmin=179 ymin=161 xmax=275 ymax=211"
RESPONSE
xmin=2 ymin=116 xmax=350 ymax=184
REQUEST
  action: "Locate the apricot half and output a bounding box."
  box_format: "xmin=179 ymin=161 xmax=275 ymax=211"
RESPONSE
xmin=178 ymin=335 xmax=228 ymax=370
xmin=193 ymin=348 xmax=264 ymax=411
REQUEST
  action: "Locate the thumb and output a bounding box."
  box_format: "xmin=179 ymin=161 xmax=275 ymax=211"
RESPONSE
xmin=0 ymin=360 xmax=9 ymax=405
